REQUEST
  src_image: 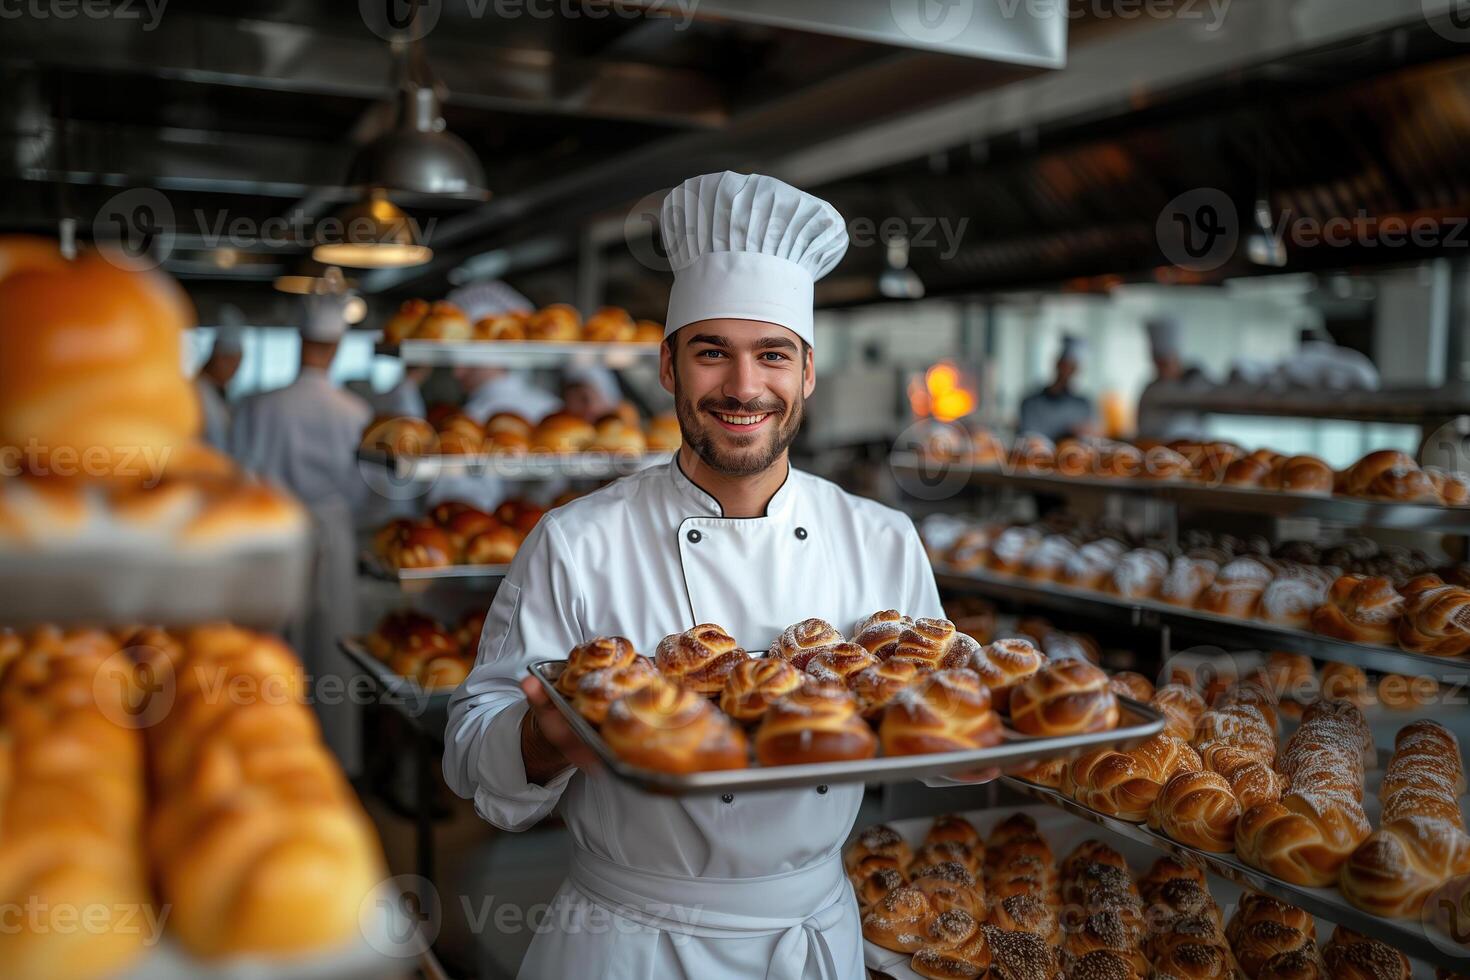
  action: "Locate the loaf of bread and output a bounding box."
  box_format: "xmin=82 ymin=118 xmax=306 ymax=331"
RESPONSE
xmin=1259 ymin=566 xmax=1333 ymax=630
xmin=655 ymin=624 xmax=749 ymax=696
xmin=531 ymin=411 xmax=596 ymax=453
xmin=1022 ymin=534 xmax=1078 ymax=583
xmin=987 ymin=526 xmax=1043 ymax=576
xmin=601 ymin=678 xmax=748 ymax=773
xmin=1010 ymin=658 xmax=1119 ymax=736
xmin=1321 ymin=927 xmax=1410 ymax=980
xmin=582 ymin=306 xmax=635 ymax=342
xmin=755 ymin=679 xmax=877 ymax=765
xmin=1105 ymin=548 xmax=1168 ymax=599
xmin=1106 ymin=671 xmax=1155 ymax=702
xmin=527 ymin=303 xmax=582 ymax=341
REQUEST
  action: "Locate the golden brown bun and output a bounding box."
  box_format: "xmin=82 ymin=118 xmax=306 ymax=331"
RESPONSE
xmin=463 ymin=525 xmax=521 ymax=565
xmin=1272 ymin=455 xmax=1334 ymax=495
xmin=756 ymin=679 xmax=876 ymax=765
xmin=1194 ymin=556 xmax=1272 ymax=619
xmin=1148 ymin=769 xmax=1241 ymax=851
xmin=861 ymin=885 xmax=936 ymax=952
xmin=1191 ymin=703 xmax=1277 ymax=763
xmin=1397 ymin=575 xmax=1470 ymax=656
xmin=852 ymin=609 xmax=915 ymax=659
xmin=1106 ymin=548 xmax=1168 ymax=599
xmin=632 ymin=319 xmax=664 ymax=343
xmin=880 ymin=670 xmax=1003 ymax=755
xmin=656 ymin=624 xmax=749 ymax=696
xmin=853 ymin=866 xmax=908 ymax=907
xmin=848 ymin=659 xmax=922 ymax=719
xmin=439 ymin=506 xmax=497 ymax=551
xmin=985 ymin=925 xmax=1063 ymax=980
xmin=886 ymin=618 xmax=981 ymax=673
xmin=719 ymin=657 xmax=803 ymax=724
xmin=1149 ymin=683 xmax=1206 ymax=741
xmin=911 ymin=912 xmax=992 ymax=979
xmin=910 ymin=862 xmax=984 ymax=917
xmin=925 ymin=813 xmax=982 ymax=849
xmin=556 ymin=636 xmax=640 ymax=696
xmin=986 ymin=892 xmax=1058 ymax=944
xmin=1310 ymin=575 xmax=1404 ymax=646
xmin=845 ymin=823 xmax=912 ymax=875
xmin=177 ymin=482 xmax=308 ymax=549
xmin=0 ymin=239 xmax=201 ymax=478
xmin=435 ymin=408 xmax=484 ymax=439
xmin=1013 ymin=756 xmax=1066 ymax=788
xmin=1061 ymin=734 xmax=1202 ymax=822
xmin=571 ymin=658 xmax=658 ymax=725
xmin=911 ymin=840 xmax=980 ymax=877
xmin=531 ymin=411 xmax=596 ymax=453
xmin=804 ymin=641 xmax=879 ymax=683
xmin=484 ymin=412 xmax=533 ymax=437
xmin=971 ymin=638 xmax=1044 ymax=710
xmin=1321 ymin=937 xmax=1410 ymax=980
xmin=1010 ymin=659 xmax=1119 ymax=736
xmin=412 ymin=301 xmax=472 ymax=340
xmin=1226 ymin=893 xmax=1314 ymax=948
xmin=1256 ymin=948 xmax=1327 ymax=980
xmin=770 ymin=618 xmax=845 ymax=670
xmin=1341 ymin=449 xmax=1437 ymax=502
xmin=1194 ymin=741 xmax=1286 ymax=809
xmin=1223 ymin=455 xmax=1275 ymax=488
xmin=600 ymin=678 xmax=748 ymax=773
xmin=486 ymin=429 xmax=531 ymax=454
xmin=528 ymin=303 xmax=582 ymax=342
xmin=591 ymin=414 xmax=647 ymax=454
xmin=361 ymin=415 xmax=437 ymax=456
xmin=474 ymin=313 xmax=527 ymax=341
xmin=645 ymin=413 xmax=682 ymax=451
xmin=582 ymin=306 xmax=635 ymax=342
xmin=1107 ymin=671 xmax=1155 ymax=702
xmin=1426 ymin=466 xmax=1470 ymax=506
xmin=391 ymin=522 xmax=455 ymax=569
xmin=384 ymin=298 xmax=429 ymax=343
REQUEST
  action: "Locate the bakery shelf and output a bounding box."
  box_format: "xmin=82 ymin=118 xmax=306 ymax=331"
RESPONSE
xmin=1137 ymin=381 xmax=1470 ymax=424
xmin=889 ymin=453 xmax=1470 ymax=533
xmin=528 ymin=660 xmax=1166 ymax=795
xmin=357 ymin=448 xmax=672 ymax=481
xmin=1001 ymin=776 xmax=1467 ymax=972
xmin=339 ymin=636 xmax=452 ymax=731
xmin=359 ymin=551 xmax=509 ymax=592
xmin=378 ymin=339 xmax=661 ymax=369
xmin=934 ymin=567 xmax=1470 ymax=682
xmin=0 ymin=539 xmax=311 ymax=630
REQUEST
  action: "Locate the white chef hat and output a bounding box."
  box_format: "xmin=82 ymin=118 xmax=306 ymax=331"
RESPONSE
xmin=661 ymin=171 xmax=848 ymax=347
xmin=299 ymin=292 xmax=350 ymax=343
xmin=447 ymin=279 xmax=533 ymax=321
xmin=213 ymin=304 xmax=245 ymax=356
xmin=1146 ymin=317 xmax=1182 ymax=359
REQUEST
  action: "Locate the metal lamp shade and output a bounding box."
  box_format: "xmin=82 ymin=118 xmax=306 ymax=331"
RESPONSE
xmin=312 ymin=191 xmax=432 ymax=269
xmin=347 ymin=86 xmax=489 ymax=202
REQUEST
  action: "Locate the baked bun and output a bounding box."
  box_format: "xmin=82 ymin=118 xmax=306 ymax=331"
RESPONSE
xmin=925 ymin=813 xmax=982 ymax=849
xmin=1321 ymin=937 xmax=1410 ymax=980
xmin=528 ymin=303 xmax=582 ymax=342
xmin=600 ymin=678 xmax=748 ymax=773
xmin=1310 ymin=574 xmax=1404 ymax=646
xmin=392 ymin=522 xmax=455 ymax=569
xmin=1224 ymin=455 xmax=1275 ymax=488
xmin=582 ymin=306 xmax=635 ymax=342
xmin=1341 ymin=449 xmax=1437 ymax=502
xmin=987 ymin=526 xmax=1043 ymax=576
xmin=591 ymin=415 xmax=646 ymax=454
xmin=1426 ymin=465 xmax=1470 ymax=506
xmin=463 ymin=525 xmax=521 ymax=565
xmin=571 ymin=658 xmax=658 ymax=725
xmin=632 ymin=319 xmax=664 ymax=344
xmin=1107 ymin=671 xmax=1155 ymax=702
xmin=1194 ymin=741 xmax=1286 ymax=809
xmin=770 ymin=617 xmax=845 ymax=670
xmin=719 ymin=657 xmax=804 ymax=724
xmin=1397 ymin=575 xmax=1470 ymax=656
xmin=987 ymin=892 xmax=1058 ymax=943
xmin=1106 ymin=548 xmax=1168 ymax=599
xmin=473 ymin=313 xmax=527 ymax=341
xmin=887 ymin=619 xmax=980 ymax=673
xmin=912 ymin=841 xmax=980 ymax=876
xmin=862 ymin=885 xmax=936 ymax=952
xmin=1161 ymin=556 xmax=1220 ymax=608
xmin=985 ymin=925 xmax=1063 ymax=980
xmin=1259 ymin=567 xmax=1333 ymax=630
xmin=880 ymin=670 xmax=1003 ymax=755
xmin=804 ymin=642 xmax=880 ymax=683
xmin=1149 ymin=683 xmax=1206 ymax=741
xmin=484 ymin=412 xmax=532 ymax=438
xmin=414 ymin=301 xmax=472 ymax=340
xmin=361 ymin=415 xmax=437 ymax=456
xmin=1148 ymin=769 xmax=1241 ymax=851
xmin=1023 ymin=534 xmax=1078 ymax=583
xmin=846 ymin=824 xmax=912 ymax=877
xmin=384 ymin=298 xmax=428 ymax=343
xmin=848 ymin=659 xmax=922 ymax=718
xmin=1273 ymin=455 xmax=1334 ymax=495
xmin=854 ymin=867 xmax=908 ymax=907
xmin=754 ymin=679 xmax=876 ymax=766
xmin=1256 ymin=949 xmax=1327 ymax=980
xmin=557 ymin=635 xmax=640 ymax=695
xmin=1195 ymin=556 xmax=1273 ymax=619
xmin=1062 ymin=734 xmax=1202 ymax=822
xmin=852 ymin=610 xmax=915 ymax=659
xmin=1061 ymin=538 xmax=1128 ymax=590
xmin=656 ymin=624 xmax=749 ymax=696
xmin=645 ymin=413 xmax=682 ymax=451
xmin=972 ymin=637 xmax=1045 ymax=710
xmin=1010 ymin=659 xmax=1119 ymax=736
xmin=531 ymin=412 xmax=596 ymax=453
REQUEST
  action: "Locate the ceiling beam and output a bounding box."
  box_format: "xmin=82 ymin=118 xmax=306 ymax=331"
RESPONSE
xmin=0 ymin=13 xmax=728 ymax=129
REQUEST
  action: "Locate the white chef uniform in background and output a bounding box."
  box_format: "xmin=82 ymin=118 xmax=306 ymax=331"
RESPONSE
xmin=1136 ymin=317 xmax=1206 ymax=442
xmin=444 ymin=172 xmax=944 ymax=980
xmin=194 ymin=314 xmax=243 ymax=451
xmin=231 ymin=292 xmax=372 ymax=773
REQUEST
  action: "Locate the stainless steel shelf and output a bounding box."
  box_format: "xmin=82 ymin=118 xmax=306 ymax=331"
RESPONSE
xmin=338 ymin=636 xmax=451 ymax=731
xmin=1002 ymin=776 xmax=1468 ymax=971
xmin=935 ymin=567 xmax=1470 ymax=682
xmin=378 ymin=340 xmax=661 ymax=368
xmin=359 ymin=552 xmax=508 ymax=592
xmin=890 ymin=453 xmax=1470 ymax=533
xmin=1138 ymin=381 xmax=1470 ymax=424
xmin=357 ymin=448 xmax=672 ymax=481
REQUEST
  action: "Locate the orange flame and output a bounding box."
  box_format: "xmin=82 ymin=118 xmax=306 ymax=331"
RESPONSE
xmin=908 ymin=362 xmax=976 ymax=422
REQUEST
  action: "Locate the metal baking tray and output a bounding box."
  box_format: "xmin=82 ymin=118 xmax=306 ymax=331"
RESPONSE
xmin=339 ymin=637 xmax=454 ymax=728
xmin=0 ymin=538 xmax=311 ymax=630
xmin=1003 ymin=761 xmax=1470 ymax=972
xmin=378 ymin=339 xmax=661 ymax=369
xmin=357 ymin=448 xmax=672 ymax=481
xmin=934 ymin=567 xmax=1470 ymax=684
xmin=889 ymin=452 xmax=1470 ymax=533
xmin=359 ymin=551 xmax=509 ymax=592
xmin=528 ymin=660 xmax=1166 ymax=795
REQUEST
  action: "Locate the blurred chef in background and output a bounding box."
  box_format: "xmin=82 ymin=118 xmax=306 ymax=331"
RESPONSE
xmin=1018 ymin=334 xmax=1097 ymax=441
xmin=195 ymin=314 xmax=244 ymax=451
xmin=230 ymin=291 xmax=371 ymax=773
xmin=1136 ymin=317 xmax=1206 ymax=442
xmin=561 ymin=365 xmax=623 ymax=423
xmin=445 ymin=279 xmax=563 ymax=424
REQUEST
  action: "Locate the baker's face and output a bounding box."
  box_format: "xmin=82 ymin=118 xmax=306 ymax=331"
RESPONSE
xmin=660 ymin=319 xmax=815 ymax=477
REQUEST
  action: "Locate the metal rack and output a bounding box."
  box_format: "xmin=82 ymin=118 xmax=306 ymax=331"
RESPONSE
xmin=890 ymin=453 xmax=1470 ymax=533
xmin=1136 ymin=381 xmax=1470 ymax=425
xmin=377 ymin=340 xmax=661 ymax=368
xmin=358 ymin=448 xmax=672 ymax=481
xmin=935 ymin=568 xmax=1470 ymax=682
xmin=360 ymin=552 xmax=509 ymax=593
xmin=1002 ymin=776 xmax=1466 ymax=971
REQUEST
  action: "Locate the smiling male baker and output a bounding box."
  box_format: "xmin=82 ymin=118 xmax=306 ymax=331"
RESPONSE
xmin=444 ymin=171 xmax=946 ymax=979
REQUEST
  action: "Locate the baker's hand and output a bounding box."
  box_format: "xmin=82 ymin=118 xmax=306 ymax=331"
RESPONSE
xmin=520 ymin=675 xmax=601 ymax=784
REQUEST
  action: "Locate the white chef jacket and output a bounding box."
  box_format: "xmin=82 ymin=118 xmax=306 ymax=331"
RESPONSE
xmin=443 ymin=458 xmax=943 ymax=980
xmin=230 ymin=367 xmax=374 ymax=772
xmin=195 ymin=376 xmax=232 ymax=451
xmin=462 ymin=373 xmax=562 ymax=425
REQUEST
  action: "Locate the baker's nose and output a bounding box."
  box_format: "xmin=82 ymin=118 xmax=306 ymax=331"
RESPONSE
xmin=723 ymin=352 xmax=764 ymax=405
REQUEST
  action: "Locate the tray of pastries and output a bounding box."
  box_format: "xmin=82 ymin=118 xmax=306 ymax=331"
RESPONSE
xmin=379 ymin=301 xmax=665 ymax=366
xmin=339 ymin=608 xmax=486 ymax=715
xmin=526 ymin=612 xmax=1165 ymax=794
xmin=367 ymin=498 xmax=550 ymax=576
xmin=852 ymin=807 xmax=1429 ymax=980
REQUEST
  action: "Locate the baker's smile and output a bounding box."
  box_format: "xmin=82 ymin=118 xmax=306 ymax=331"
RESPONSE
xmin=712 ymin=411 xmax=772 ymax=427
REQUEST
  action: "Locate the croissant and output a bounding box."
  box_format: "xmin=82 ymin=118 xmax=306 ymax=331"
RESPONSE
xmin=655 ymin=624 xmax=750 ymax=696
xmin=851 ymin=610 xmax=914 ymax=660
xmin=755 ymin=679 xmax=876 ymax=766
xmin=861 ymin=885 xmax=936 ymax=952
xmin=570 ymin=658 xmax=658 ymax=725
xmin=847 ymin=659 xmax=922 ymax=718
xmin=1010 ymin=659 xmax=1119 ymax=736
xmin=770 ymin=618 xmax=845 ymax=670
xmin=601 ymin=678 xmax=749 ymax=773
xmin=1310 ymin=575 xmax=1404 ymax=646
xmin=1150 ymin=683 xmax=1206 ymax=741
xmin=880 ymin=670 xmax=1003 ymax=756
xmin=887 ymin=619 xmax=981 ymax=672
xmin=1062 ymin=734 xmax=1202 ymax=822
xmin=718 ymin=657 xmax=803 ymax=724
xmin=1149 ymin=769 xmax=1241 ymax=851
xmin=971 ymin=637 xmax=1045 ymax=709
xmin=1397 ymin=575 xmax=1470 ymax=656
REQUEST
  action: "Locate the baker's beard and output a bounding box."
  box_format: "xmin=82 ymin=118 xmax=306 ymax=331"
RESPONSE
xmin=673 ymin=374 xmax=804 ymax=478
